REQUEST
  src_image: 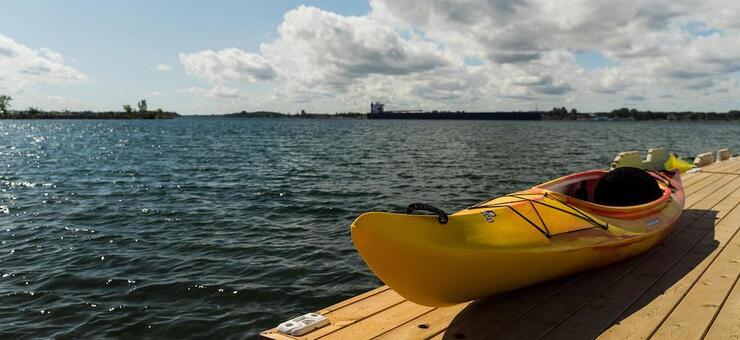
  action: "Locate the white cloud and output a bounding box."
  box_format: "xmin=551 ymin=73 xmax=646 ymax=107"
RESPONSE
xmin=177 ymin=86 xmax=205 ymax=94
xmin=207 ymin=85 xmax=242 ymax=98
xmin=39 ymin=48 xmax=66 ymax=64
xmin=369 ymin=0 xmax=740 ymax=103
xmin=179 ymin=48 xmax=276 ymax=83
xmin=263 ymin=6 xmax=450 ymax=86
xmin=179 ymin=6 xmax=470 ymax=110
xmin=0 ymin=34 xmax=87 ymax=95
xmin=147 ymin=91 xmax=166 ymax=98
xmin=155 ymin=63 xmax=173 ymax=72
xmin=176 ymin=1 xmax=740 ymax=112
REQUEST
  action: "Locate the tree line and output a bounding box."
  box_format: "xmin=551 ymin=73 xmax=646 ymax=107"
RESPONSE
xmin=0 ymin=96 xmax=179 ymax=119
xmin=544 ymin=107 xmax=740 ymax=121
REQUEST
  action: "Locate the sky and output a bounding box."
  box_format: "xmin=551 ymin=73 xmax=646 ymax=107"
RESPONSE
xmin=1 ymin=0 xmax=739 ymax=114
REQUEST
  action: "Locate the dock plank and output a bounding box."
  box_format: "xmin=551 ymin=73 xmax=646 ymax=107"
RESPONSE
xmin=374 ymin=303 xmax=468 ymax=339
xmin=321 ymin=286 xmax=390 ymax=314
xmin=378 ymin=274 xmax=580 ymax=340
xmin=479 ymin=264 xmax=647 ymax=339
xmin=701 ymin=159 xmax=737 ymax=174
xmin=683 ymin=172 xmax=716 ymax=190
xmin=651 ymin=202 xmax=740 ymax=339
xmin=704 ymin=274 xmax=740 ymax=340
xmin=320 ymin=301 xmax=433 ymax=339
xmin=684 ymin=172 xmax=738 ymax=207
xmin=705 ymin=158 xmax=740 ymax=174
xmin=303 ymin=289 xmax=406 ymax=339
xmin=423 ymin=275 xmax=581 ymax=340
xmin=712 ymin=160 xmax=740 ymax=176
xmin=261 ymin=288 xmax=403 ymax=339
xmin=685 ymin=160 xmax=737 ymax=182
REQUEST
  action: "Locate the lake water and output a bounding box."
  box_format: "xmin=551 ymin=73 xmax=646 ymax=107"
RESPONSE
xmin=1 ymin=118 xmax=738 ymax=338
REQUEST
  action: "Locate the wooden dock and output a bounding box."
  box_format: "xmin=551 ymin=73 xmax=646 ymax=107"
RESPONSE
xmin=261 ymin=157 xmax=740 ymax=339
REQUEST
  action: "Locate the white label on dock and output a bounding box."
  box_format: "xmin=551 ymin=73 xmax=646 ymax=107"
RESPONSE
xmin=277 ymin=313 xmax=330 ymax=336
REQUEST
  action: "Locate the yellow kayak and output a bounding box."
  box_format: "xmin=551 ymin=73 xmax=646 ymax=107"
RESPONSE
xmin=351 ymin=167 xmax=685 ymax=306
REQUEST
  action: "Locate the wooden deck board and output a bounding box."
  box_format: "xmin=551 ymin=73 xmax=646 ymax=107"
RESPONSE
xmin=374 ymin=301 xmax=468 ymax=339
xmin=428 ymin=275 xmax=585 ymax=339
xmin=651 ymin=198 xmax=740 ymax=339
xmin=706 ymin=158 xmax=740 ymax=174
xmin=700 ymin=159 xmax=736 ymax=174
xmin=684 ymin=172 xmax=738 ymax=207
xmin=704 ymin=273 xmax=740 ymax=339
xmin=260 ymin=288 xmax=403 ymax=340
xmin=377 ymin=274 xmax=579 ymax=339
xmin=324 ymin=301 xmax=434 ymax=339
xmin=260 ymin=158 xmax=740 ymax=340
xmin=683 ymin=172 xmax=717 ymax=190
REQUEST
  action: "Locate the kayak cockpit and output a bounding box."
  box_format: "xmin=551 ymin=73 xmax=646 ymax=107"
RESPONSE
xmin=534 ymin=170 xmax=605 ymax=203
xmin=533 ymin=168 xmax=676 ymax=218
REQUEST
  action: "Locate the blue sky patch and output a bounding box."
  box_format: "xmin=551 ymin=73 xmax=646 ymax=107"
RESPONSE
xmin=575 ymin=51 xmax=616 ymax=71
xmin=685 ymin=21 xmax=723 ymax=37
xmin=464 ymin=57 xmax=485 ymax=66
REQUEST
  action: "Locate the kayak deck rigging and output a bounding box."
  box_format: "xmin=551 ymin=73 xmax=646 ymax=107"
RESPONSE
xmin=467 ymin=192 xmax=609 ymax=239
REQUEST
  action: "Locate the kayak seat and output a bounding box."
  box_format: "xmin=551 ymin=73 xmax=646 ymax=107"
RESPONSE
xmin=573 ymin=181 xmax=589 ymax=201
xmin=593 ymin=167 xmax=663 ymax=206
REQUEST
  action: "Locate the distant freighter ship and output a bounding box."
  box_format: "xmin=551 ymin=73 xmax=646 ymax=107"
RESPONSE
xmin=367 ymin=103 xmax=542 ymax=120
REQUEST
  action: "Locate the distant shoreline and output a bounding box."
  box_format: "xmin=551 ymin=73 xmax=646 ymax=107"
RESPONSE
xmin=210 ymin=108 xmax=740 ymax=122
xmin=2 ymin=108 xmax=739 ymax=122
xmin=219 ymin=111 xmax=366 ymax=119
xmin=0 ymin=110 xmax=180 ymax=119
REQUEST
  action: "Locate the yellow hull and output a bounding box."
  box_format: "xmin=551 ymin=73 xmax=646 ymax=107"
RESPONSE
xmin=351 ymin=170 xmax=684 ymax=306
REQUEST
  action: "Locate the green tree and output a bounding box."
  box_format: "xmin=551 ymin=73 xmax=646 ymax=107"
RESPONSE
xmin=0 ymin=95 xmax=12 ymax=115
xmin=137 ymin=99 xmax=147 ymax=113
xmin=123 ymin=104 xmax=134 ymax=113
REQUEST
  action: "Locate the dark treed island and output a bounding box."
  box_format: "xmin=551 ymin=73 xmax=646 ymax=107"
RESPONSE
xmin=543 ymin=107 xmax=740 ymax=121
xmin=0 ymin=96 xmax=179 ymax=119
xmin=222 ymin=109 xmax=365 ymax=119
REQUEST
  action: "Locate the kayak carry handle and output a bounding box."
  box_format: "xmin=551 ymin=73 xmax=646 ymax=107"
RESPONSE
xmin=405 ymin=203 xmax=448 ymax=225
